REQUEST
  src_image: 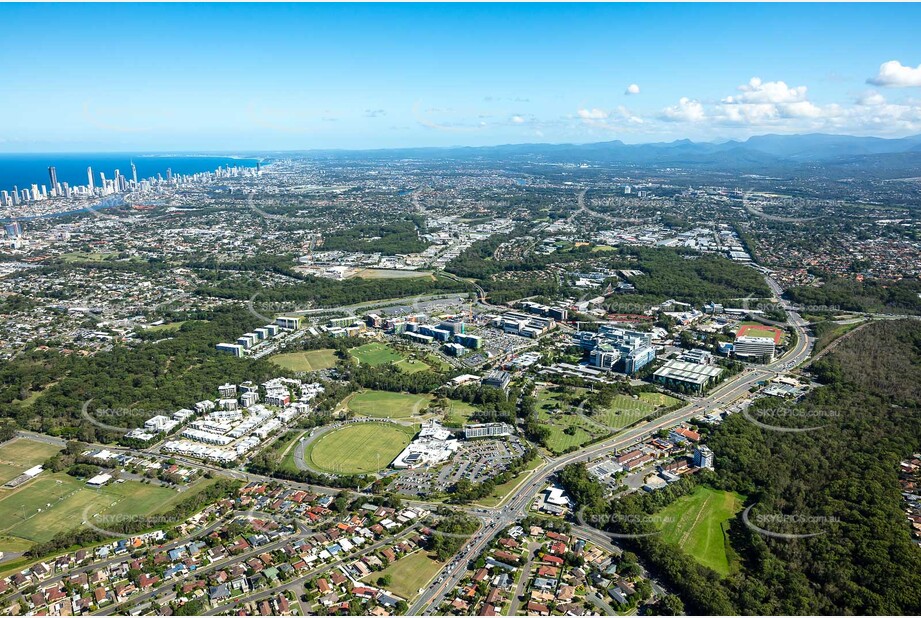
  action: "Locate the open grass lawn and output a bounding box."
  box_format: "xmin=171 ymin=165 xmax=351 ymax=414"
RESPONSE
xmin=60 ymin=251 xmax=118 ymax=263
xmin=656 ymin=486 xmax=744 ymax=577
xmin=270 ymin=349 xmax=339 ymax=372
xmin=0 ymin=438 xmax=62 ymax=484
xmin=0 ymin=438 xmax=61 ymax=468
xmin=349 ymin=342 xmax=406 ymax=366
xmin=443 ymin=399 xmax=479 ymax=427
xmin=306 ymin=424 xmax=415 ymax=474
xmin=0 ymin=473 xmax=194 ymax=550
xmin=592 ymin=392 xmax=681 ymax=430
xmin=535 ymin=387 xmax=609 ymax=454
xmin=346 ymin=390 xmax=432 ymax=419
xmin=276 ymin=430 xmax=309 ymax=474
xmin=351 ymin=269 xmax=434 ymax=280
xmin=361 ymin=550 xmax=447 ymax=600
xmin=394 ymin=357 xmax=431 ymax=374
xmin=146 ymin=321 xmax=189 ymax=333
xmin=424 ymin=354 xmax=451 ymax=372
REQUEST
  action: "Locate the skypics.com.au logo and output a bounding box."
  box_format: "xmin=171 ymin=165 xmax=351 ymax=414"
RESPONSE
xmin=742 ymin=504 xmax=839 ymax=540
xmin=576 ymin=506 xmax=676 ymax=539
xmin=741 ymin=405 xmax=840 ymax=433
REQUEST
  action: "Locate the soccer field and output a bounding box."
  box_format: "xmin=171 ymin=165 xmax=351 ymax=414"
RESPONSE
xmin=0 ymin=438 xmax=63 ymax=485
xmin=656 ymin=486 xmax=744 ymax=576
xmin=306 ymin=424 xmax=415 ymax=474
xmin=0 ymin=472 xmax=197 ymax=549
xmin=346 ymin=390 xmax=432 ymax=419
xmin=349 ymin=342 xmax=405 ymax=366
xmin=269 ymin=348 xmax=338 ymax=372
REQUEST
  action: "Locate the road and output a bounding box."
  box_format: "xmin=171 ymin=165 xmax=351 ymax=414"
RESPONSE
xmin=14 ymin=271 xmax=815 ymax=615
xmin=409 ymin=275 xmax=813 ymax=614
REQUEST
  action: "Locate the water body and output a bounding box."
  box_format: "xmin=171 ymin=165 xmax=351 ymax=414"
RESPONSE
xmin=0 ymin=153 xmax=260 ymax=194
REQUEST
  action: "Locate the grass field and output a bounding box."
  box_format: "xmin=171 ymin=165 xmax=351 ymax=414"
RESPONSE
xmin=146 ymin=321 xmax=187 ymax=333
xmin=270 ymin=349 xmax=339 ymax=372
xmin=443 ymin=399 xmax=479 ymax=427
xmin=351 ymin=269 xmax=434 ymax=280
xmin=393 ymin=357 xmax=431 ymax=374
xmin=346 ymin=390 xmax=432 ymax=419
xmin=536 ymin=387 xmax=608 ymax=448
xmin=350 ymin=342 xmax=405 ymax=366
xmin=305 ymin=424 xmax=415 ymax=474
xmin=737 ymin=323 xmax=783 ymax=343
xmin=276 ymin=430 xmax=310 ymax=474
xmin=0 ymin=438 xmax=62 ymax=485
xmin=60 ymin=251 xmax=118 ymax=263
xmin=0 ymin=472 xmax=204 ymax=551
xmin=593 ymin=392 xmax=681 ymax=430
xmin=361 ymin=550 xmax=447 ymax=600
xmin=656 ymin=486 xmax=744 ymax=577
xmin=535 ymin=388 xmax=609 ymax=454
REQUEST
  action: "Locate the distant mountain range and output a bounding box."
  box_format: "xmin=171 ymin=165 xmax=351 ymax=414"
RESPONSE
xmin=303 ymin=133 xmax=921 ymax=177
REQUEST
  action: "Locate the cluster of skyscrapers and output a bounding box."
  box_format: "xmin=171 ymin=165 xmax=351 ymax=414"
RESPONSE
xmin=0 ymin=162 xmax=258 ymax=208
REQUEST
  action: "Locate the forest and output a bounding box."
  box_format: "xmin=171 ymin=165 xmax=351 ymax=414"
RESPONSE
xmin=567 ymin=319 xmax=921 ymax=615
xmin=318 ymin=217 xmax=430 ymax=255
xmin=0 ymin=308 xmax=285 ymax=441
xmin=787 ymin=276 xmax=921 ymax=314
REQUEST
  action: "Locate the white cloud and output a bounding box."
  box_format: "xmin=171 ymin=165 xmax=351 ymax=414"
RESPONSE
xmin=731 ymin=77 xmax=808 ymax=104
xmin=868 ymin=60 xmax=921 ymax=87
xmin=616 ymin=106 xmax=644 ymax=124
xmin=856 ymin=91 xmax=886 ymax=107
xmin=511 ymin=115 xmax=525 ymax=124
xmin=625 ymin=84 xmax=640 ymax=95
xmin=577 ymin=108 xmax=609 ymax=120
xmin=566 ymin=72 xmax=921 ymax=138
xmin=661 ymin=97 xmax=705 ymax=122
xmin=716 ymin=77 xmax=821 ymax=124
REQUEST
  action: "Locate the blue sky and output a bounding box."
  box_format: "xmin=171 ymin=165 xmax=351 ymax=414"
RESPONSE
xmin=1 ymin=3 xmax=920 ymax=152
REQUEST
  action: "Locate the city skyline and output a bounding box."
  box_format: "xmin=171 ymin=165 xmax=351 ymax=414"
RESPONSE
xmin=1 ymin=3 xmax=921 ymax=152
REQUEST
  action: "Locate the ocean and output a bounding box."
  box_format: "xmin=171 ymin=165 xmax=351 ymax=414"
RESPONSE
xmin=0 ymin=153 xmax=260 ymax=194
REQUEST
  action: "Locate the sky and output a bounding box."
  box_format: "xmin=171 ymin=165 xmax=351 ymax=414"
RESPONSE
xmin=1 ymin=2 xmax=921 ymax=152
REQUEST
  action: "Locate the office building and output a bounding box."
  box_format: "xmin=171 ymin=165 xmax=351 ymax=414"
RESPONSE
xmin=483 ymin=370 xmax=511 ymax=391
xmin=693 ymin=445 xmax=714 ymax=469
xmin=578 ymin=326 xmax=656 ymax=374
xmin=464 ymin=422 xmax=514 ymax=439
xmin=48 ymin=166 xmax=58 ymax=194
xmin=275 ymin=316 xmax=302 ymax=330
xmin=454 ymin=333 xmax=483 ymax=349
xmin=653 ymin=360 xmax=724 ymax=393
xmin=215 ymin=343 xmax=245 ymax=357
xmin=733 ymin=335 xmax=775 ymax=361
xmin=4 ymin=221 xmax=22 ymax=238
xmin=444 ymin=342 xmax=467 ymax=356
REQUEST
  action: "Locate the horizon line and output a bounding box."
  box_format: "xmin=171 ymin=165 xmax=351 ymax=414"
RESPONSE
xmin=1 ymin=131 xmax=920 ymax=157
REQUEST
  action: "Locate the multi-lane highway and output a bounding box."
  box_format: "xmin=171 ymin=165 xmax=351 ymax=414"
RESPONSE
xmin=409 ymin=278 xmax=814 ymax=614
